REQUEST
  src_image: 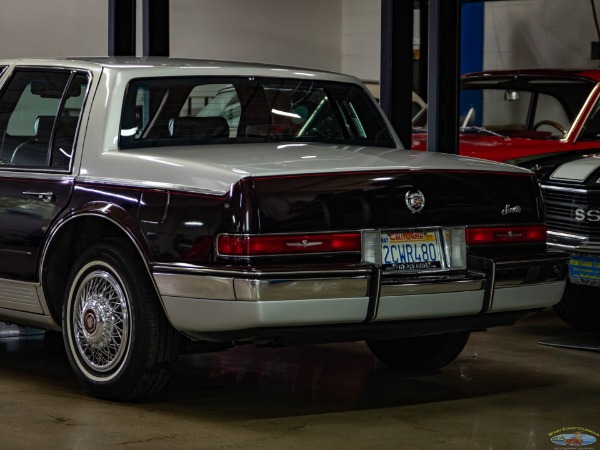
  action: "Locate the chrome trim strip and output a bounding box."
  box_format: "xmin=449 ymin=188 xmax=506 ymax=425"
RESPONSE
xmin=76 ymin=176 xmax=228 ymax=197
xmin=569 ymin=83 xmax=600 ymax=142
xmin=379 ymin=279 xmax=484 ymax=297
xmin=234 ymin=277 xmax=369 ymax=301
xmin=548 ymin=230 xmax=587 ymax=241
xmin=153 ymin=272 xmax=369 ymax=301
xmin=0 ymin=171 xmax=75 ymax=181
xmin=152 ymin=262 xmax=373 ymax=278
xmin=549 ymin=241 xmax=600 ymax=253
xmin=541 ymin=184 xmax=589 ymax=194
xmin=154 ymin=255 xmax=562 ymax=303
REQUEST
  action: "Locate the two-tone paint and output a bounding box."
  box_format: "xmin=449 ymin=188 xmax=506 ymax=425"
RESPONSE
xmin=0 ymin=57 xmax=568 ymax=347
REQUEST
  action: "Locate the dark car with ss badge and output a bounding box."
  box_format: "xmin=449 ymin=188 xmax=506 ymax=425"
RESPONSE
xmin=521 ymin=150 xmax=600 ymax=330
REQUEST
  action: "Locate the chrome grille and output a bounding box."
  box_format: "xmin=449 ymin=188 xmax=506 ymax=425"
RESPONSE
xmin=541 ymin=185 xmax=600 ymax=239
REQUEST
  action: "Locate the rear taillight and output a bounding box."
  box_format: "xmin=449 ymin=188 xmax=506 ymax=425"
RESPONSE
xmin=217 ymin=233 xmax=361 ymax=256
xmin=466 ymin=225 xmax=547 ymax=245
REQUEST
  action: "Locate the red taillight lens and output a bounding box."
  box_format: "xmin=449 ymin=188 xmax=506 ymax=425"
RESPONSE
xmin=217 ymin=233 xmax=361 ymax=256
xmin=466 ymin=225 xmax=547 ymax=245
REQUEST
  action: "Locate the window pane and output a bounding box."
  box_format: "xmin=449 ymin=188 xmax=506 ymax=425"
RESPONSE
xmin=0 ymin=70 xmax=88 ymax=169
xmin=51 ymin=73 xmax=89 ymax=169
xmin=120 ymin=77 xmax=394 ymax=149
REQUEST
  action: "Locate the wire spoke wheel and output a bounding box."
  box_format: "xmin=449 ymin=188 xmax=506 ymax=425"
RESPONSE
xmin=63 ymin=240 xmax=180 ymax=401
xmin=73 ymin=270 xmax=130 ymax=373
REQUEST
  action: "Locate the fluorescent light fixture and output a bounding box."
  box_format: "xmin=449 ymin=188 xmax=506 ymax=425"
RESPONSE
xmin=271 ymin=109 xmax=301 ymax=119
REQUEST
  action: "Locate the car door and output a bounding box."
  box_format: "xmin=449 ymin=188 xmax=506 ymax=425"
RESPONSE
xmin=0 ymin=68 xmax=89 ymax=312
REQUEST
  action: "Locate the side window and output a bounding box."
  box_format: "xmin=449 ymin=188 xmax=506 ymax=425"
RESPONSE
xmin=0 ymin=70 xmax=87 ymax=169
xmin=51 ymin=74 xmax=88 ymax=169
xmin=532 ymin=93 xmax=570 ymax=137
xmin=581 ymin=103 xmax=600 ymax=140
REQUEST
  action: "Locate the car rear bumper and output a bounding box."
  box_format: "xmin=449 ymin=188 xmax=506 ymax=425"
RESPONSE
xmin=152 ymin=251 xmax=568 ymax=339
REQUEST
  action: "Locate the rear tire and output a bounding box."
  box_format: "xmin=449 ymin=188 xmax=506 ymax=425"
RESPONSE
xmin=62 ymin=240 xmax=180 ymax=401
xmin=553 ymin=281 xmax=600 ymax=331
xmin=366 ymin=331 xmax=470 ymax=371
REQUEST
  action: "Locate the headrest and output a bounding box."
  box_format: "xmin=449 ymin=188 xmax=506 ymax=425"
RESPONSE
xmin=170 ymin=116 xmax=229 ymax=139
xmin=34 ymin=116 xmax=56 ymax=140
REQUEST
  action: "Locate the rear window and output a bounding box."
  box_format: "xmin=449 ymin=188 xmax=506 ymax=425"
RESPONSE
xmin=119 ymin=77 xmax=395 ymax=149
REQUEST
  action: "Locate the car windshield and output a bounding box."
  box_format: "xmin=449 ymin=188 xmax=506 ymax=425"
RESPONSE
xmin=119 ymin=77 xmax=396 ymax=149
xmin=413 ymin=76 xmax=595 ymax=139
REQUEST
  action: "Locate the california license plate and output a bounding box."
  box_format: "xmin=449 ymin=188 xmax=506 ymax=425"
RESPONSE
xmin=569 ymin=254 xmax=600 ymax=285
xmin=381 ymin=229 xmax=442 ymax=270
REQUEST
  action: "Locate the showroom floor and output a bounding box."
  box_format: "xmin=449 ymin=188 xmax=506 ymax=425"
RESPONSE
xmin=0 ymin=308 xmax=598 ymax=449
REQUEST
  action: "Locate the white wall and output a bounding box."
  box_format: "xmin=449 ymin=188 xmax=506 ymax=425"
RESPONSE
xmin=170 ymin=0 xmax=342 ymax=71
xmin=0 ymin=0 xmax=107 ymax=58
xmin=2 ymin=1 xmax=598 ymax=78
xmin=484 ymin=0 xmax=600 ymax=69
xmin=0 ymin=0 xmax=342 ymax=73
xmin=341 ymin=0 xmax=380 ymax=81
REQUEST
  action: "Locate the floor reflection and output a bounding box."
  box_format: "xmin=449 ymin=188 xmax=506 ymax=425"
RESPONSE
xmin=0 ymin=313 xmax=580 ymax=412
xmin=0 ymin=309 xmax=598 ymax=450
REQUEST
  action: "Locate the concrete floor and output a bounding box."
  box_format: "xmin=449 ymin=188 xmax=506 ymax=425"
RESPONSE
xmin=0 ymin=309 xmax=599 ymax=450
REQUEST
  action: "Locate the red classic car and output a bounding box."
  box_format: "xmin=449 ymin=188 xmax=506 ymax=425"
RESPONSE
xmin=412 ymin=69 xmax=600 ymax=163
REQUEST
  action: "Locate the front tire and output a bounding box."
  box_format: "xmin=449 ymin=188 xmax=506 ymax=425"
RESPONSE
xmin=62 ymin=240 xmax=180 ymax=400
xmin=366 ymin=331 xmax=470 ymax=371
xmin=553 ymin=281 xmax=600 ymax=331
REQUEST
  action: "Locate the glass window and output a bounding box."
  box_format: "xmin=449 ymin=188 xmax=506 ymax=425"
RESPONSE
xmin=120 ymin=77 xmax=394 ymax=149
xmin=0 ymin=70 xmax=88 ymax=169
xmin=580 ymin=102 xmax=600 ymax=140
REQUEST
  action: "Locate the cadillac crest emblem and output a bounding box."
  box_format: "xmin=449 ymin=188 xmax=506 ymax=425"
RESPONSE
xmin=405 ymin=190 xmax=425 ymax=213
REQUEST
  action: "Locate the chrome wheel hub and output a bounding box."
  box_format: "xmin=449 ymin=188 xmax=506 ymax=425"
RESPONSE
xmin=72 ymin=270 xmax=130 ymax=372
xmin=81 ymin=298 xmax=114 ymax=345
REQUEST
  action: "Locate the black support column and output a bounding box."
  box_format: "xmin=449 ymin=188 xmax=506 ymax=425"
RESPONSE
xmin=426 ymin=0 xmax=461 ymax=154
xmin=108 ymin=0 xmax=136 ymax=56
xmin=417 ymin=1 xmax=428 ymax=101
xmin=143 ymin=0 xmax=170 ymax=57
xmin=380 ymin=0 xmax=414 ymax=149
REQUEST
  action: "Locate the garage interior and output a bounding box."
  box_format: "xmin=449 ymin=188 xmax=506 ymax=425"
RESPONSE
xmin=1 ymin=1 xmax=599 ymax=448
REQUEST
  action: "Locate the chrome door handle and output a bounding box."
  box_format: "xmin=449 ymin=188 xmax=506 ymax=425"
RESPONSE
xmin=23 ymin=191 xmax=56 ymax=203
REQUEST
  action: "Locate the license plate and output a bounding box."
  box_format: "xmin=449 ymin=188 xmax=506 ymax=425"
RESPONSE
xmin=381 ymin=229 xmax=442 ymax=270
xmin=569 ymin=254 xmax=600 ymax=285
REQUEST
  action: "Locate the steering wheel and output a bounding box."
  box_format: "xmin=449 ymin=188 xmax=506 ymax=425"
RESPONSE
xmin=533 ymin=120 xmax=567 ymax=136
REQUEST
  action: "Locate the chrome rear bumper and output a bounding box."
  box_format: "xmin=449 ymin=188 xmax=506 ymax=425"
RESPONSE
xmin=152 ymin=250 xmax=568 ymax=337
